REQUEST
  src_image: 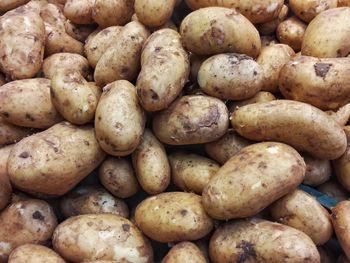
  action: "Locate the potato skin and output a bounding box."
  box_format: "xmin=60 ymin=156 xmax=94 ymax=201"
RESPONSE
xmin=303 ymin=154 xmax=331 ymax=186
xmin=53 ymin=214 xmax=153 ymax=263
xmin=257 ymin=4 xmax=289 ymax=36
xmin=64 ymin=0 xmax=94 ymax=24
xmin=135 ymin=0 xmax=176 ymax=27
xmin=339 ymin=0 xmax=350 ymax=6
xmin=228 ymin=92 xmax=277 ymax=113
xmin=333 ymin=129 xmax=350 ymax=192
xmin=0 ymin=118 xmax=32 ymax=146
xmin=0 ymin=145 xmax=12 ymax=210
xmin=290 ymin=0 xmax=338 ymax=22
xmin=180 ymin=7 xmax=261 ymax=57
xmin=0 ymin=0 xmax=30 ymax=12
xmin=209 ymin=219 xmax=320 ymax=263
xmin=232 ymin=100 xmax=347 ymax=160
xmin=162 ymin=242 xmax=207 ymax=263
xmin=317 ymin=180 xmax=348 ymax=202
xmin=135 ymin=192 xmax=214 ymax=243
xmin=153 ymin=95 xmax=229 ymax=145
xmin=332 ymin=201 xmax=350 ymax=260
xmin=8 ymin=244 xmax=65 ymax=263
xmin=277 ymin=16 xmax=307 ymax=52
xmin=8 ymin=122 xmax=106 ymax=196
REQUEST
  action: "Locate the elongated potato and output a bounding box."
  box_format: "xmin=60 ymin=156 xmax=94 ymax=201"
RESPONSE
xmin=277 ymin=16 xmax=307 ymax=52
xmin=153 ymin=95 xmax=229 ymax=145
xmin=317 ymin=180 xmax=348 ymax=202
xmin=162 ymin=242 xmax=207 ymax=263
xmin=64 ymin=0 xmax=94 ymax=24
xmin=53 ymin=214 xmax=153 ymax=263
xmin=95 ymin=80 xmax=145 ymax=156
xmin=332 ymin=201 xmax=350 ymax=260
xmin=232 ymin=100 xmax=347 ymax=160
xmin=0 ymin=0 xmax=30 ymax=12
xmin=209 ymin=219 xmax=320 ymax=263
xmin=303 ymin=154 xmax=331 ymax=186
xmin=0 ymin=118 xmax=32 ymax=146
xmin=135 ymin=0 xmax=176 ymax=27
xmin=180 ymin=7 xmax=261 ymax=57
xmin=290 ymin=0 xmax=338 ymax=22
xmin=135 ymin=192 xmax=214 ymax=243
xmin=8 ymin=122 xmax=106 ymax=196
xmin=8 ymin=244 xmax=65 ymax=263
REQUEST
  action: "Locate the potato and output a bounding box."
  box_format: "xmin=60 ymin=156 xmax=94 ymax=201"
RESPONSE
xmin=317 ymin=180 xmax=348 ymax=202
xmin=256 ymin=4 xmax=289 ymax=35
xmin=132 ymin=129 xmax=170 ymax=195
xmin=136 ymin=29 xmax=189 ymax=112
xmin=0 ymin=6 xmax=45 ymax=80
xmin=64 ymin=0 xmax=94 ymax=24
xmin=338 ymin=255 xmax=350 ymax=263
xmin=198 ymin=53 xmax=263 ymax=100
xmin=8 ymin=122 xmax=106 ymax=196
xmin=94 ymin=21 xmax=150 ymax=87
xmin=135 ymin=192 xmax=214 ymax=243
xmin=232 ymin=100 xmax=347 ymax=160
xmin=0 ymin=74 xmax=5 ymax=87
xmin=189 ymin=54 xmax=207 ymax=82
xmin=153 ymin=95 xmax=229 ymax=145
xmin=332 ymin=201 xmax=350 ymax=260
xmin=53 ymin=214 xmax=153 ymax=263
xmin=99 ymin=157 xmax=139 ymax=198
xmin=92 ymin=0 xmax=134 ymax=28
xmin=261 ymin=35 xmax=279 ymax=47
xmin=326 ymin=103 xmax=350 ymax=126
xmin=0 ymin=199 xmax=57 ymax=262
xmin=339 ymin=0 xmax=350 ymax=6
xmin=0 ymin=78 xmax=62 ymax=129
xmin=209 ymin=219 xmax=320 ymax=263
xmin=302 ymin=7 xmax=350 ymax=58
xmin=180 ymin=7 xmax=261 ymax=57
xmin=0 ymin=144 xmax=13 ymax=175
xmin=228 ymin=92 xmax=277 ymax=112
xmin=8 ymin=244 xmax=65 ymax=263
xmin=333 ymin=129 xmax=350 ymax=192
xmin=135 ymin=0 xmax=176 ymax=27
xmin=162 ymin=242 xmax=207 ymax=263
xmin=0 ymin=118 xmax=32 ymax=146
xmin=64 ymin=21 xmax=96 ymax=42
xmin=290 ymin=0 xmax=338 ymax=22
xmin=0 ymin=146 xmax=12 ymax=211
xmin=303 ymin=154 xmax=331 ymax=186
xmin=0 ymin=0 xmax=30 ymax=12
xmin=277 ymin=16 xmax=307 ymax=52
xmin=169 ymin=152 xmax=219 ymax=194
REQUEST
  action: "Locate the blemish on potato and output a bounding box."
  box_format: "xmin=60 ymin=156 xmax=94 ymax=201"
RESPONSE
xmin=19 ymin=152 xmax=29 ymax=158
xmin=236 ymin=240 xmax=257 ymax=263
xmin=32 ymin=211 xmax=45 ymax=221
xmin=314 ymin=63 xmax=332 ymax=78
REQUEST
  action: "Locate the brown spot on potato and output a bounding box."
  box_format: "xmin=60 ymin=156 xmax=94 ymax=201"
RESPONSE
xmin=314 ymin=63 xmax=332 ymax=78
xmin=122 ymin=224 xmax=130 ymax=232
xmin=209 ymin=27 xmax=225 ymax=45
xmin=25 ymin=113 xmax=35 ymax=121
xmin=180 ymin=209 xmax=188 ymax=216
xmin=236 ymin=240 xmax=257 ymax=263
xmin=2 ymin=112 xmax=9 ymax=118
xmin=19 ymin=152 xmax=29 ymax=158
xmin=32 ymin=211 xmax=45 ymax=221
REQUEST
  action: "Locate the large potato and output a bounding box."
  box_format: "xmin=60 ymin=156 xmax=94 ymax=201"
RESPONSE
xmin=53 ymin=214 xmax=153 ymax=263
xmin=303 ymin=154 xmax=331 ymax=186
xmin=8 ymin=122 xmax=106 ymax=196
xmin=180 ymin=7 xmax=261 ymax=57
xmin=0 ymin=0 xmax=30 ymax=12
xmin=153 ymin=95 xmax=229 ymax=145
xmin=135 ymin=192 xmax=214 ymax=243
xmin=209 ymin=219 xmax=320 ymax=263
xmin=162 ymin=242 xmax=207 ymax=263
xmin=277 ymin=16 xmax=307 ymax=52
xmin=290 ymin=0 xmax=338 ymax=22
xmin=332 ymin=201 xmax=350 ymax=260
xmin=64 ymin=0 xmax=94 ymax=24
xmin=0 ymin=118 xmax=32 ymax=146
xmin=317 ymin=180 xmax=348 ymax=202
xmin=8 ymin=244 xmax=65 ymax=263
xmin=135 ymin=0 xmax=176 ymax=27
xmin=232 ymin=100 xmax=347 ymax=160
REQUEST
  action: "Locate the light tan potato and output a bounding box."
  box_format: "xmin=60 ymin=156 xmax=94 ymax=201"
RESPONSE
xmin=232 ymin=100 xmax=347 ymax=160
xmin=277 ymin=16 xmax=307 ymax=52
xmin=0 ymin=6 xmax=45 ymax=80
xmin=318 ymin=247 xmax=336 ymax=263
xmin=290 ymin=0 xmax=338 ymax=22
xmin=332 ymin=201 xmax=350 ymax=260
xmin=162 ymin=242 xmax=207 ymax=263
xmin=303 ymin=154 xmax=332 ymax=186
xmin=64 ymin=0 xmax=94 ymax=24
xmin=0 ymin=78 xmax=62 ymax=129
xmin=180 ymin=7 xmax=261 ymax=57
xmin=228 ymin=92 xmax=277 ymax=112
xmin=135 ymin=0 xmax=176 ymax=27
xmin=333 ymin=128 xmax=350 ymax=192
xmin=209 ymin=219 xmax=320 ymax=263
xmin=169 ymin=152 xmax=219 ymax=194
xmin=8 ymin=244 xmax=65 ymax=263
xmin=326 ymin=103 xmax=350 ymax=126
xmin=64 ymin=21 xmax=96 ymax=42
xmin=92 ymin=0 xmax=134 ymax=28
xmin=338 ymin=255 xmax=350 ymax=263
xmin=0 ymin=0 xmax=30 ymax=12
xmin=0 ymin=118 xmax=32 ymax=146
xmin=99 ymin=157 xmax=139 ymax=198
xmin=135 ymin=192 xmax=214 ymax=243
xmin=132 ymin=129 xmax=170 ymax=195
xmin=198 ymin=53 xmax=263 ymax=100
xmin=48 ymin=0 xmax=67 ymax=6
xmin=94 ymin=21 xmax=149 ymax=87
xmin=257 ymin=4 xmax=289 ymax=35
xmin=317 ymin=180 xmax=348 ymax=202
xmin=8 ymin=122 xmax=106 ymax=196
xmin=153 ymin=95 xmax=229 ymax=145
xmin=53 ymin=214 xmax=153 ymax=263
xmin=0 ymin=199 xmax=57 ymax=262
xmin=95 ymin=80 xmax=145 ymax=156
xmin=0 ymin=147 xmax=12 ymax=210
xmin=302 ymin=7 xmax=350 ymax=58
xmin=0 ymin=144 xmax=13 ymax=176
xmin=339 ymin=0 xmax=350 ymax=6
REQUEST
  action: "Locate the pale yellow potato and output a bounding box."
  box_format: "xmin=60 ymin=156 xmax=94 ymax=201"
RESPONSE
xmin=180 ymin=7 xmax=261 ymax=57
xmin=277 ymin=16 xmax=307 ymax=52
xmin=0 ymin=118 xmax=32 ymax=146
xmin=303 ymin=154 xmax=331 ymax=186
xmin=162 ymin=242 xmax=207 ymax=263
xmin=0 ymin=0 xmax=30 ymax=12
xmin=228 ymin=92 xmax=277 ymax=112
xmin=8 ymin=244 xmax=65 ymax=263
xmin=64 ymin=0 xmax=94 ymax=24
xmin=135 ymin=192 xmax=214 ymax=243
xmin=332 ymin=201 xmax=350 ymax=260
xmin=135 ymin=0 xmax=176 ymax=27
xmin=8 ymin=122 xmax=106 ymax=196
xmin=339 ymin=0 xmax=350 ymax=6
xmin=53 ymin=214 xmax=153 ymax=263
xmin=317 ymin=180 xmax=348 ymax=202
xmin=64 ymin=21 xmax=96 ymax=42
xmin=290 ymin=0 xmax=338 ymax=22
xmin=257 ymin=4 xmax=289 ymax=35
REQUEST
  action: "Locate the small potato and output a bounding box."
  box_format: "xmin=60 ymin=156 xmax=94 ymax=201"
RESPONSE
xmin=0 ymin=199 xmax=57 ymax=262
xmin=209 ymin=219 xmax=320 ymax=263
xmin=290 ymin=0 xmax=338 ymax=22
xmin=153 ymin=95 xmax=229 ymax=145
xmin=0 ymin=78 xmax=62 ymax=129
xmin=8 ymin=244 xmax=65 ymax=263
xmin=162 ymin=242 xmax=207 ymax=263
xmin=228 ymin=92 xmax=276 ymax=112
xmin=232 ymin=100 xmax=347 ymax=160
xmin=198 ymin=53 xmax=263 ymax=100
xmin=277 ymin=16 xmax=307 ymax=52
xmin=132 ymin=129 xmax=170 ymax=195
xmin=332 ymin=201 xmax=350 ymax=260
xmin=64 ymin=21 xmax=96 ymax=42
xmin=64 ymin=0 xmax=94 ymax=24
xmin=135 ymin=192 xmax=214 ymax=243
xmin=53 ymin=214 xmax=153 ymax=263
xmin=0 ymin=118 xmax=32 ymax=146
xmin=303 ymin=154 xmax=332 ymax=186
xmin=257 ymin=4 xmax=289 ymax=35
xmin=169 ymin=152 xmax=220 ymax=194
xmin=8 ymin=122 xmax=106 ymax=196
xmin=180 ymin=7 xmax=261 ymax=57
xmin=317 ymin=180 xmax=348 ymax=202
xmin=135 ymin=0 xmax=176 ymax=27
xmin=339 ymin=0 xmax=350 ymax=6
xmin=0 ymin=0 xmax=30 ymax=12
xmin=99 ymin=157 xmax=139 ymax=198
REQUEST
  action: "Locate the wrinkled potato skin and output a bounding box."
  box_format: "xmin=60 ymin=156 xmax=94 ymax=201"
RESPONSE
xmin=232 ymin=100 xmax=347 ymax=160
xmin=169 ymin=152 xmax=219 ymax=194
xmin=332 ymin=201 xmax=350 ymax=260
xmin=64 ymin=0 xmax=94 ymax=24
xmin=0 ymin=79 xmax=62 ymax=129
xmin=135 ymin=192 xmax=214 ymax=243
xmin=290 ymin=0 xmax=338 ymax=22
xmin=8 ymin=244 xmax=65 ymax=263
xmin=317 ymin=180 xmax=348 ymax=202
xmin=95 ymin=80 xmax=146 ymax=156
xmin=303 ymin=154 xmax=331 ymax=186
xmin=334 ymin=129 xmax=350 ymax=192
xmin=162 ymin=242 xmax=207 ymax=263
xmin=53 ymin=214 xmax=153 ymax=263
xmin=0 ymin=145 xmax=13 ymax=210
xmin=0 ymin=199 xmax=57 ymax=262
xmin=257 ymin=4 xmax=289 ymax=35
xmin=209 ymin=219 xmax=320 ymax=263
xmin=0 ymin=0 xmax=30 ymax=12
xmin=277 ymin=16 xmax=307 ymax=52
xmin=8 ymin=122 xmax=106 ymax=196
xmin=228 ymin=92 xmax=276 ymax=112
xmin=302 ymin=7 xmax=350 ymax=58
xmin=203 ymin=142 xmax=305 ymax=220
xmin=135 ymin=0 xmax=176 ymax=27
xmin=180 ymin=7 xmax=261 ymax=57
xmin=0 ymin=118 xmax=32 ymax=146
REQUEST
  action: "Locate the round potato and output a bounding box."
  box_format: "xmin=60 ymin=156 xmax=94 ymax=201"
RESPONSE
xmin=277 ymin=16 xmax=307 ymax=52
xmin=135 ymin=0 xmax=176 ymax=27
xmin=135 ymin=192 xmax=214 ymax=243
xmin=64 ymin=0 xmax=94 ymax=24
xmin=289 ymin=0 xmax=338 ymax=22
xmin=180 ymin=7 xmax=261 ymax=57
xmin=162 ymin=242 xmax=207 ymax=263
xmin=303 ymin=154 xmax=331 ymax=186
xmin=0 ymin=0 xmax=30 ymax=12
xmin=0 ymin=118 xmax=32 ymax=146
xmin=8 ymin=244 xmax=65 ymax=263
xmin=332 ymin=201 xmax=350 ymax=260
xmin=53 ymin=214 xmax=153 ymax=263
xmin=317 ymin=180 xmax=348 ymax=202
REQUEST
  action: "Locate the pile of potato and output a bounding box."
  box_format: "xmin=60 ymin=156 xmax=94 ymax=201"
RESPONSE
xmin=1 ymin=0 xmax=350 ymax=262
